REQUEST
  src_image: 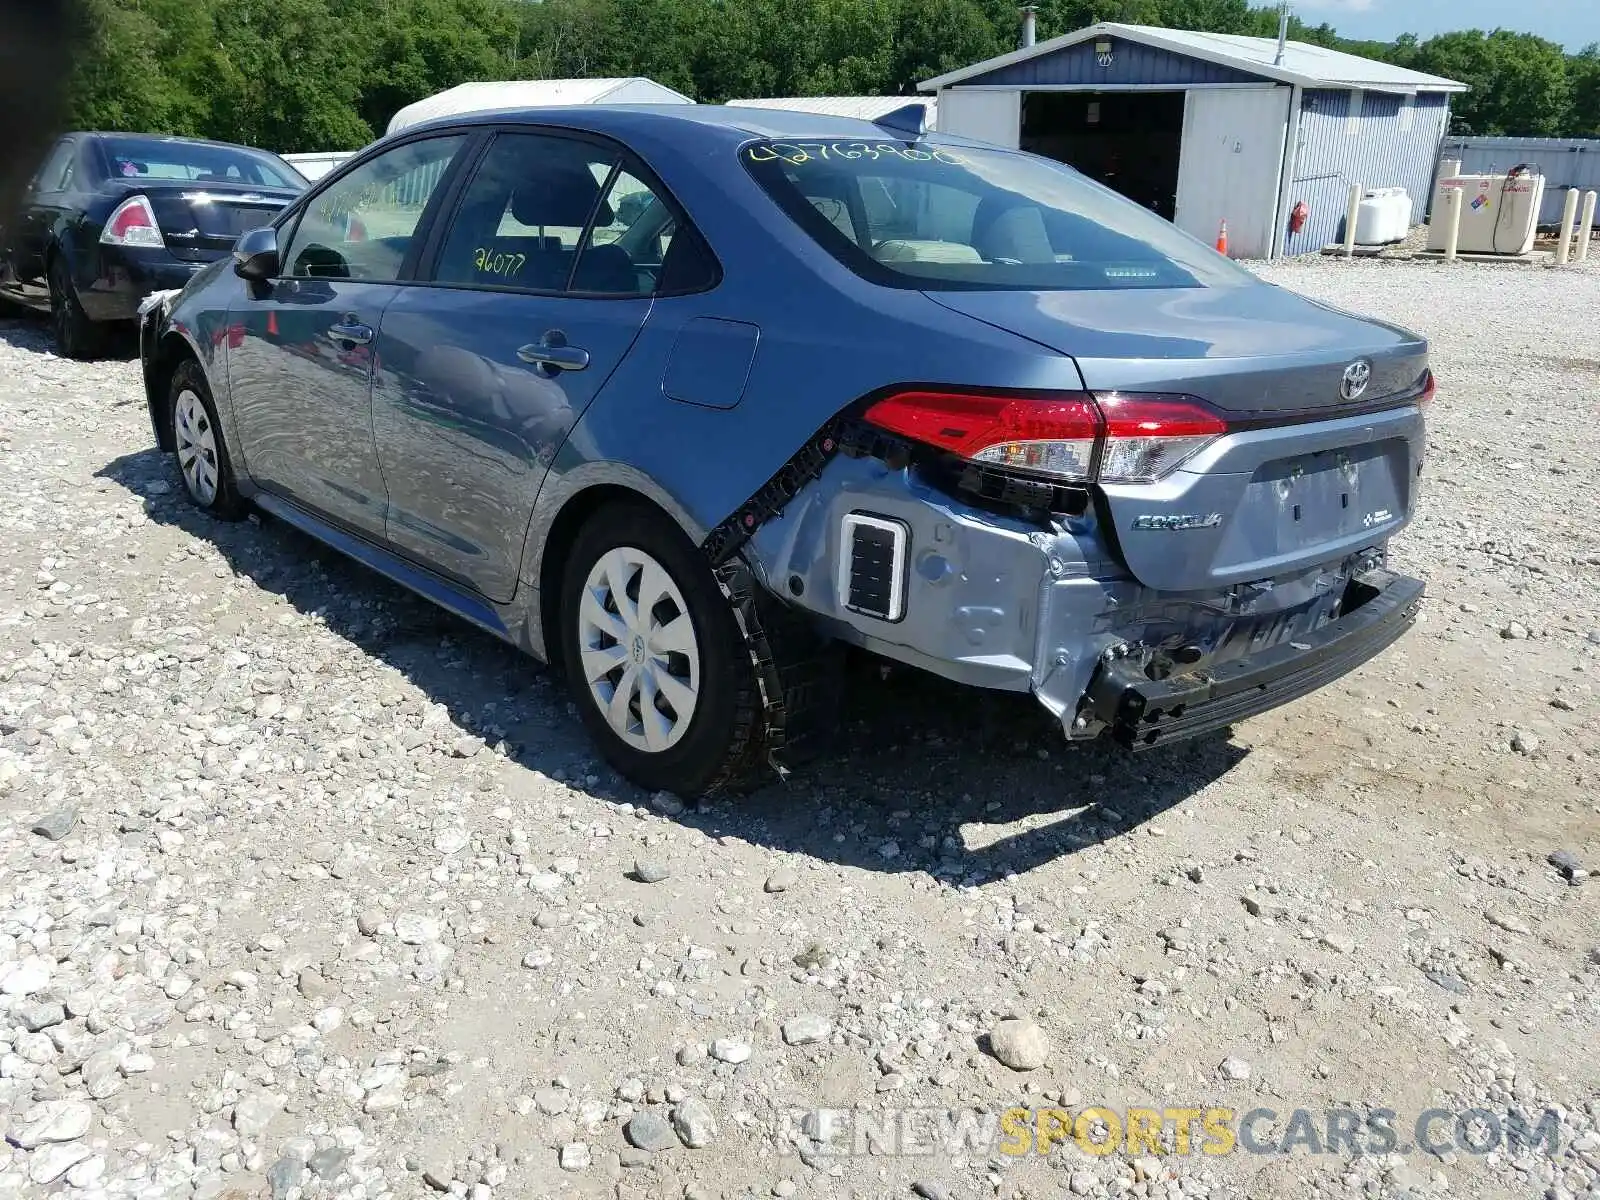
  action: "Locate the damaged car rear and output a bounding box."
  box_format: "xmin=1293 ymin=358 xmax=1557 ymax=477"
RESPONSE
xmin=138 ymin=104 xmax=1427 ymax=796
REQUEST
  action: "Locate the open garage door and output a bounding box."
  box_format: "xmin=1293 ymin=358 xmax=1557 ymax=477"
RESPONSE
xmin=1175 ymin=87 xmax=1291 ymax=259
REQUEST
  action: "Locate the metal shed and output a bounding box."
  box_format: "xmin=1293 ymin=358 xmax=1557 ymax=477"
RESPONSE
xmin=386 ymin=78 xmax=695 ymax=137
xmin=726 ymin=95 xmax=937 ymax=129
xmin=921 ymin=22 xmax=1467 ymax=258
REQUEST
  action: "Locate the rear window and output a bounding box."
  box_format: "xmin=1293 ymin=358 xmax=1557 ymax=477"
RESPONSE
xmin=99 ymin=137 xmax=303 ymax=189
xmin=740 ymin=140 xmax=1253 ymax=291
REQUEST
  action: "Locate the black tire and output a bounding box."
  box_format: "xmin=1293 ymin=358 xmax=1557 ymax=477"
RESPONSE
xmin=47 ymin=256 xmax=107 ymax=360
xmin=559 ymin=502 xmax=766 ymax=797
xmin=168 ymin=359 xmax=248 ymax=520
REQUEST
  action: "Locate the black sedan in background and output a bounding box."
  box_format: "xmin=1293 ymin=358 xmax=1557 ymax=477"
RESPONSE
xmin=0 ymin=133 xmax=304 ymax=357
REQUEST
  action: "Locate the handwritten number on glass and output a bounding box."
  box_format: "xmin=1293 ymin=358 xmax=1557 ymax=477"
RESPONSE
xmin=746 ymin=142 xmax=966 ymax=167
xmin=472 ymin=248 xmax=526 ymax=279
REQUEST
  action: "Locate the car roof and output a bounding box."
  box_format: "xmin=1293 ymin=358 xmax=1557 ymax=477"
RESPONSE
xmin=392 ymin=103 xmax=945 ymax=144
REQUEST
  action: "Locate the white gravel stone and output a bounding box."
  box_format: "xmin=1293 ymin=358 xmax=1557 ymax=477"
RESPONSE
xmin=232 ymin=1094 xmax=283 ymax=1138
xmin=988 ymin=1019 xmax=1049 ymax=1070
xmin=781 ymin=1014 xmax=832 ymax=1046
xmin=558 ymin=1141 xmax=591 ymax=1171
xmin=81 ymin=1048 xmax=126 ymax=1100
xmin=10 ymin=1101 xmax=93 ymax=1149
xmin=393 ymin=913 xmax=442 ymax=944
xmin=64 ymin=1155 xmax=106 ymax=1189
xmin=710 ymin=1037 xmax=752 ymax=1064
xmin=29 ymin=1141 xmax=91 ymax=1185
xmin=0 ymin=957 xmax=53 ymax=996
xmin=672 ymin=1098 xmax=718 ymax=1148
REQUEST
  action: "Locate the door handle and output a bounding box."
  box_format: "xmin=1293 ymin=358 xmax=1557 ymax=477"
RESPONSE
xmin=517 ymin=330 xmax=589 ymax=373
xmin=327 ymin=321 xmax=373 ymax=346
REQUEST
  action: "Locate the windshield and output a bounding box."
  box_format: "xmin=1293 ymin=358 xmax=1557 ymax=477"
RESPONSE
xmin=100 ymin=137 xmax=304 ymax=189
xmin=740 ymin=139 xmax=1255 ymax=291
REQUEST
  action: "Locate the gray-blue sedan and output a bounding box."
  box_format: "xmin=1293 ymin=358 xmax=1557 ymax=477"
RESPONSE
xmin=138 ymin=103 xmax=1431 ymax=795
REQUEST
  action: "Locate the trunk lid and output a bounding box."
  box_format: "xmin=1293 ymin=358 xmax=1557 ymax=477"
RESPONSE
xmin=924 ymin=283 xmax=1427 ymax=411
xmin=139 ymin=182 xmax=300 ymax=262
xmin=925 ymin=283 xmax=1430 ymax=593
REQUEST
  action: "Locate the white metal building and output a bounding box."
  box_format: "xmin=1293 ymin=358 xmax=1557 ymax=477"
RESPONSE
xmin=386 ymin=78 xmax=695 ymax=137
xmin=726 ymin=95 xmax=937 ymax=129
xmin=281 ymin=151 xmax=354 ymax=182
xmin=921 ymin=23 xmax=1467 ymax=258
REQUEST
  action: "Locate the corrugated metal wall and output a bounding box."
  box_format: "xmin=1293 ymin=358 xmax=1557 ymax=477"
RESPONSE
xmin=1282 ymin=89 xmax=1451 ymax=255
xmin=1438 ymin=137 xmax=1600 ymax=224
xmin=960 ymin=37 xmax=1260 ymax=88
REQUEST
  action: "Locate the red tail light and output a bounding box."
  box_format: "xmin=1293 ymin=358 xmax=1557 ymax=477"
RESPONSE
xmin=100 ymin=195 xmax=163 ymax=248
xmin=862 ymin=389 xmax=1101 ymax=482
xmin=1418 ymin=369 xmax=1437 ymax=410
xmin=862 ymin=388 xmax=1226 ymax=485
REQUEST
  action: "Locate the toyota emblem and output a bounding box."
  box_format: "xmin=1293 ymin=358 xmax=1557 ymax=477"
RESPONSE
xmin=1341 ymin=360 xmax=1372 ymax=401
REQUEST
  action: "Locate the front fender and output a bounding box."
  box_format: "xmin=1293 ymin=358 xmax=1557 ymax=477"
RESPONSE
xmin=138 ymin=294 xmax=215 ymax=451
xmin=139 ymin=262 xmax=242 ymax=451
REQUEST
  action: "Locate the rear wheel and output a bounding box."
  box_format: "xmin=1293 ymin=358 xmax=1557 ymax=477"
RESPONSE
xmin=47 ymin=256 xmax=107 ymax=360
xmin=559 ymin=503 xmax=765 ymax=796
xmin=169 ymin=360 xmax=247 ymax=519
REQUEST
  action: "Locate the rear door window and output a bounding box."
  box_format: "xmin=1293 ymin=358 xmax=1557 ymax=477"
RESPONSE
xmin=33 ymin=140 xmax=76 ymax=193
xmin=433 ymin=133 xmax=616 ymax=292
xmin=741 ymin=140 xmax=1254 ymax=291
xmin=430 ymin=131 xmax=717 ymax=297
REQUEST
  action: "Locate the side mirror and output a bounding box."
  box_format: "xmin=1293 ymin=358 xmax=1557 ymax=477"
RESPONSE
xmin=233 ymin=226 xmax=280 ymax=282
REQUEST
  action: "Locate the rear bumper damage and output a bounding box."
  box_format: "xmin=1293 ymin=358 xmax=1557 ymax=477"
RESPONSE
xmin=740 ymin=446 xmax=1423 ymax=753
xmin=1081 ymin=568 xmax=1424 ymax=750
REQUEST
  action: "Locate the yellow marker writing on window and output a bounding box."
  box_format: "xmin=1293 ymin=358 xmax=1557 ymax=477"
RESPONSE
xmin=472 ymin=249 xmax=526 ymax=279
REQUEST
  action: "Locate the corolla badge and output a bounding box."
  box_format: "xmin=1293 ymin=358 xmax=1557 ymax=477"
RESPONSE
xmin=1341 ymin=359 xmax=1373 ymax=401
xmin=1132 ymin=513 xmax=1223 ymax=531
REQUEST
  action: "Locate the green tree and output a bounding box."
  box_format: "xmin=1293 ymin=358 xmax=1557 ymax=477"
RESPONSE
xmin=354 ymin=0 xmax=518 ymax=137
xmin=1569 ymin=45 xmax=1600 ymax=136
xmin=887 ymin=0 xmax=1005 ymax=94
xmin=68 ymin=0 xmax=179 ymax=132
xmin=1407 ymin=30 xmax=1572 ymax=136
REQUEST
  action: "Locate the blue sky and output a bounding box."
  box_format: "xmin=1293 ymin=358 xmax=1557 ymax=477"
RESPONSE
xmin=1295 ymin=0 xmax=1599 ymax=50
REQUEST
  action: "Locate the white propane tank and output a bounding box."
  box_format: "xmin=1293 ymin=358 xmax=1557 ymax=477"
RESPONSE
xmin=1354 ymin=188 xmax=1411 ymax=245
xmin=1385 ymin=190 xmax=1414 ymax=240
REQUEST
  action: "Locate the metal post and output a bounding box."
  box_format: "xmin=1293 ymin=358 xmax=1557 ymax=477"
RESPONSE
xmin=1344 ymin=182 xmax=1362 ymax=257
xmin=1443 ymin=185 xmax=1462 ymax=262
xmin=1577 ymin=191 xmax=1598 ymax=264
xmin=1556 ymin=188 xmax=1580 ymax=266
xmin=1269 ymin=83 xmax=1302 ymax=261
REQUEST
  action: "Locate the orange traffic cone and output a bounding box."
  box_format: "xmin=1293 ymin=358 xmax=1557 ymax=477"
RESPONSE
xmin=1215 ymin=219 xmax=1230 ymax=256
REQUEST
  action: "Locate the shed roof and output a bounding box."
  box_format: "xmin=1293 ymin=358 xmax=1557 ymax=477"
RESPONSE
xmin=387 ymin=78 xmax=694 ymax=136
xmin=921 ymin=22 xmax=1468 ymax=95
xmin=726 ymin=95 xmax=937 ymax=124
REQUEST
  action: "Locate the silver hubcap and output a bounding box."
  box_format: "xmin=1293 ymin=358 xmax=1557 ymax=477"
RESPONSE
xmin=577 ymin=547 xmax=701 ymax=753
xmin=173 ymin=389 xmax=219 ymax=505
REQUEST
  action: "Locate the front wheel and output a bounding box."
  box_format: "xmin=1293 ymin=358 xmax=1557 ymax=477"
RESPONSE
xmin=169 ymin=360 xmax=248 ymax=519
xmin=559 ymin=503 xmax=766 ymax=796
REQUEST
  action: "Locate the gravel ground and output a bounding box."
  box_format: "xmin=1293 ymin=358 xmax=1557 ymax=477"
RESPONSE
xmin=1 ymin=257 xmax=1597 ymax=1200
